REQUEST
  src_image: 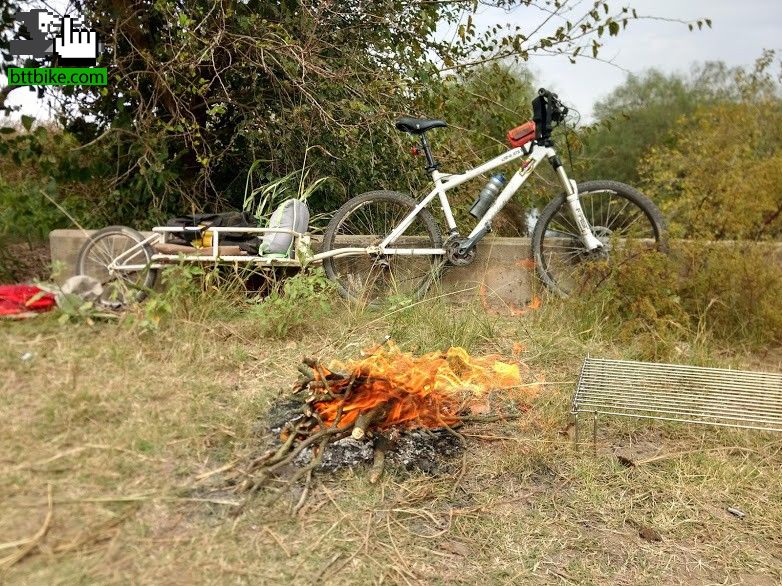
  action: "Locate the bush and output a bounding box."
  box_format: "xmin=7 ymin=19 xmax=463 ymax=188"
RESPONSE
xmin=570 ymin=243 xmax=782 ymax=359
xmin=137 ymin=264 xmax=248 ymax=330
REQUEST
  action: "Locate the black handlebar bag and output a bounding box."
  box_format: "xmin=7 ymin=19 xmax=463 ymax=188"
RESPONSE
xmin=165 ymin=211 xmax=257 ymax=245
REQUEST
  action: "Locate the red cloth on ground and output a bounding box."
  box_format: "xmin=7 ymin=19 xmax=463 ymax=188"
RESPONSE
xmin=0 ymin=285 xmax=56 ymax=316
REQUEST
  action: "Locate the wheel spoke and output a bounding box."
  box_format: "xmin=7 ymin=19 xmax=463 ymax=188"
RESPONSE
xmin=325 ymin=195 xmax=440 ymax=303
xmin=536 ymin=187 xmax=664 ymax=296
xmin=77 ymin=229 xmax=156 ymax=304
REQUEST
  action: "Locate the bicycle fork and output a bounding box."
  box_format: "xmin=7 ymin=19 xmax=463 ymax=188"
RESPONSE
xmin=553 ymin=159 xmax=603 ymax=251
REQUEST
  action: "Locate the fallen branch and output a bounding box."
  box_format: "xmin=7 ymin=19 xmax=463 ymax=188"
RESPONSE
xmin=620 ymin=445 xmax=767 ymax=467
xmin=193 ymin=459 xmax=241 ymax=483
xmin=312 ymin=552 xmax=343 ymax=584
xmin=369 ymin=432 xmax=398 ymax=484
xmin=458 ymin=413 xmax=526 ymax=424
xmin=10 ymin=443 xmax=165 ymax=472
xmin=450 ymin=451 xmax=468 ymax=499
xmin=240 ymin=427 xmax=349 ymax=493
xmin=17 ymin=493 xmax=240 ymax=507
xmin=52 ymin=513 xmax=129 ymax=554
xmin=292 ymin=469 xmax=313 ymax=516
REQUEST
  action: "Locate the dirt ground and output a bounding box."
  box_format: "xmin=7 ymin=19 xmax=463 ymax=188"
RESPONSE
xmin=2 ymin=301 xmax=781 ymax=585
xmin=1 ymin=241 xmax=51 ymax=283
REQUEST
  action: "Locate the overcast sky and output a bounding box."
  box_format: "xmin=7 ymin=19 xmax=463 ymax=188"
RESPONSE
xmin=3 ymin=0 xmax=782 ymax=122
xmin=463 ymin=0 xmax=782 ymax=120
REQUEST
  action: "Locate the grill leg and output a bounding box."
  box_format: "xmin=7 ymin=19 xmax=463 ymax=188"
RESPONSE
xmin=592 ymin=413 xmax=598 ymax=456
xmin=573 ymin=413 xmax=579 ymax=452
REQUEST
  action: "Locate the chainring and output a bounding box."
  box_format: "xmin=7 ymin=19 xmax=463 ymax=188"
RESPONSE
xmin=445 ymin=239 xmax=476 ymax=267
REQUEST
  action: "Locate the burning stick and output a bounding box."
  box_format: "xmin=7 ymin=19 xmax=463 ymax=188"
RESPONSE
xmin=352 ymin=404 xmax=390 ymax=440
xmin=297 ymin=363 xmax=316 ymax=382
xmin=369 ymin=431 xmax=399 ymax=484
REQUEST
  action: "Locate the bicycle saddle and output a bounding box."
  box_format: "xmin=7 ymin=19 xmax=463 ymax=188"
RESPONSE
xmin=395 ymin=117 xmax=448 ymax=134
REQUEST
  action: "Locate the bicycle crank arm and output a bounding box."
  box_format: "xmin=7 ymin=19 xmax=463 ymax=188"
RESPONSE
xmin=458 ymin=223 xmax=490 ymax=255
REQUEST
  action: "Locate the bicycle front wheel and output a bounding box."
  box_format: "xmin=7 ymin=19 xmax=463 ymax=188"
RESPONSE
xmin=531 ymin=180 xmax=667 ymax=296
xmin=322 ymin=191 xmax=443 ymax=304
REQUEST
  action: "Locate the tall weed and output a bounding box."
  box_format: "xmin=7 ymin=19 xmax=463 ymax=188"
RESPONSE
xmin=138 ymin=264 xmax=248 ymax=329
xmin=247 ymin=269 xmax=336 ymax=339
xmin=386 ymin=298 xmax=500 ymax=354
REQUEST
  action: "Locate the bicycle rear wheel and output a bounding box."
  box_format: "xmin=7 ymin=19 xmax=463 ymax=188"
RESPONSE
xmin=322 ymin=191 xmax=443 ymax=304
xmin=76 ymin=226 xmax=158 ymax=304
xmin=531 ymin=180 xmax=667 ymax=296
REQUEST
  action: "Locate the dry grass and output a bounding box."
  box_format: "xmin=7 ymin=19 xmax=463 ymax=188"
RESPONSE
xmin=2 ymin=295 xmax=781 ymax=585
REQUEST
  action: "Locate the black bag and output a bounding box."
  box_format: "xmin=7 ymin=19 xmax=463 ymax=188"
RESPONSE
xmin=166 ymin=211 xmax=257 ymax=245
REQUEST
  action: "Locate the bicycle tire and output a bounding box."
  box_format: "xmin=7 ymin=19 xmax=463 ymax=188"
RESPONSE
xmin=322 ymin=191 xmax=443 ymax=304
xmin=531 ymin=180 xmax=667 ymax=296
xmin=76 ymin=225 xmax=158 ymax=304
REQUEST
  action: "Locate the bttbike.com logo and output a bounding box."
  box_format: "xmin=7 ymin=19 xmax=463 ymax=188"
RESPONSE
xmin=6 ymin=10 xmax=106 ymax=87
xmin=8 ymin=67 xmax=106 ymax=87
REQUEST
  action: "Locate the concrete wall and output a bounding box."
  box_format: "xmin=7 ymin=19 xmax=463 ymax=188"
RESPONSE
xmin=439 ymin=237 xmax=537 ymax=310
xmin=50 ymin=229 xmax=95 ymax=279
xmin=50 ymin=228 xmax=155 ymax=276
xmin=50 ymin=230 xmax=538 ymax=308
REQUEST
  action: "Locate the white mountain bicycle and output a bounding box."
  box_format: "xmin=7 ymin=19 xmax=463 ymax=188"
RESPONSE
xmin=322 ymin=88 xmax=667 ymax=303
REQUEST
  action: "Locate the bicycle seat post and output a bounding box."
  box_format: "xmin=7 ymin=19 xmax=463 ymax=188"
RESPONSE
xmin=419 ymin=134 xmax=439 ymax=173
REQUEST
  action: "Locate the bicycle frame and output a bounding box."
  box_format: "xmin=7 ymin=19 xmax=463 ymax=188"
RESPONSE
xmin=379 ymin=143 xmax=603 ymax=255
xmin=100 ymin=143 xmax=605 ymax=277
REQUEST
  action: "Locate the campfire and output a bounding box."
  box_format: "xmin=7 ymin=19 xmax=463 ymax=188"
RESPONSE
xmin=234 ymin=343 xmax=537 ymax=500
xmin=303 ymin=344 xmax=524 ymax=435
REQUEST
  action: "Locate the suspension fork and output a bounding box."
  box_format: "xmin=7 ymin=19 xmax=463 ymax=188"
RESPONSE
xmin=550 ymin=155 xmax=603 ymax=251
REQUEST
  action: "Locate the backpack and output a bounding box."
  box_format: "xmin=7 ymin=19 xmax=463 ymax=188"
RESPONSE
xmin=165 ymin=211 xmax=257 ymax=245
xmin=239 ymin=199 xmax=310 ymax=257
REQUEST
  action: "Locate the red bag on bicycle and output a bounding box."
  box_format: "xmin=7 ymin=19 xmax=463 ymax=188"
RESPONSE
xmin=507 ymin=121 xmax=536 ymax=148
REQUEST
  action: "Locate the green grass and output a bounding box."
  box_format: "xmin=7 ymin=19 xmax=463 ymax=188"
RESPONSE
xmin=1 ymin=292 xmax=781 ymax=584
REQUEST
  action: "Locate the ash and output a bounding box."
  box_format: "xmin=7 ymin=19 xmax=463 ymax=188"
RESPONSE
xmin=292 ymin=430 xmax=462 ymax=474
xmin=267 ymin=400 xmax=463 ymax=475
xmin=386 ymin=430 xmax=463 ymax=473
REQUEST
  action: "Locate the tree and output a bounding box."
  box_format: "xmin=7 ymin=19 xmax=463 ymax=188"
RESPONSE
xmin=1 ymin=0 xmax=706 ymax=227
xmin=639 ymin=52 xmax=782 ymax=240
xmin=580 ymin=63 xmax=738 ymax=184
xmin=433 ymin=63 xmax=537 ymax=234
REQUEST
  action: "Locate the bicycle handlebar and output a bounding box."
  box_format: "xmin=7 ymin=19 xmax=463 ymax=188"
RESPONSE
xmin=537 ymin=87 xmax=568 ymax=121
xmin=532 ymin=87 xmax=568 ymax=142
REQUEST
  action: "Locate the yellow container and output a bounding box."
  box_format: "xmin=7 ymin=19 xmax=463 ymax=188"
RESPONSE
xmin=193 ymin=226 xmax=213 ymax=248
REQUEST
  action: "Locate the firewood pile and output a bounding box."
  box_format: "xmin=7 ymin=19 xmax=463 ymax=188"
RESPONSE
xmin=229 ymin=343 xmax=537 ymax=505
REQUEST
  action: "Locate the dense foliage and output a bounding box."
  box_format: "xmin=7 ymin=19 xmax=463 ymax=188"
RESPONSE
xmin=573 ymin=242 xmax=782 ymax=358
xmin=640 ymin=52 xmax=782 ymax=239
xmin=4 ymin=1 xmax=781 ymax=282
xmin=1 ymin=0 xmax=662 ymax=230
xmin=580 ymin=63 xmax=739 ymax=184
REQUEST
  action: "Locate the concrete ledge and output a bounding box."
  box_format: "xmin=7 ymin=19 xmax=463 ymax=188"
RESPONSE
xmin=439 ymin=237 xmax=536 ymax=308
xmin=50 ymin=229 xmax=538 ymax=306
xmin=49 ymin=229 xmax=155 ymax=282
xmin=50 ymin=229 xmax=96 ymax=283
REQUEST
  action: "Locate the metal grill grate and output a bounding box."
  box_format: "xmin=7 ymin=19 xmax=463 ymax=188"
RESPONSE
xmin=572 ymin=357 xmax=782 ymax=446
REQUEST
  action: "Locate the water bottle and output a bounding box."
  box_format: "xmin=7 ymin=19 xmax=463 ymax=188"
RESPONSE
xmin=469 ymin=174 xmax=507 ymax=219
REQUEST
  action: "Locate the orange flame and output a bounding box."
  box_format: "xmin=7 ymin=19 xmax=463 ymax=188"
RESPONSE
xmin=310 ymin=343 xmax=529 ymax=432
